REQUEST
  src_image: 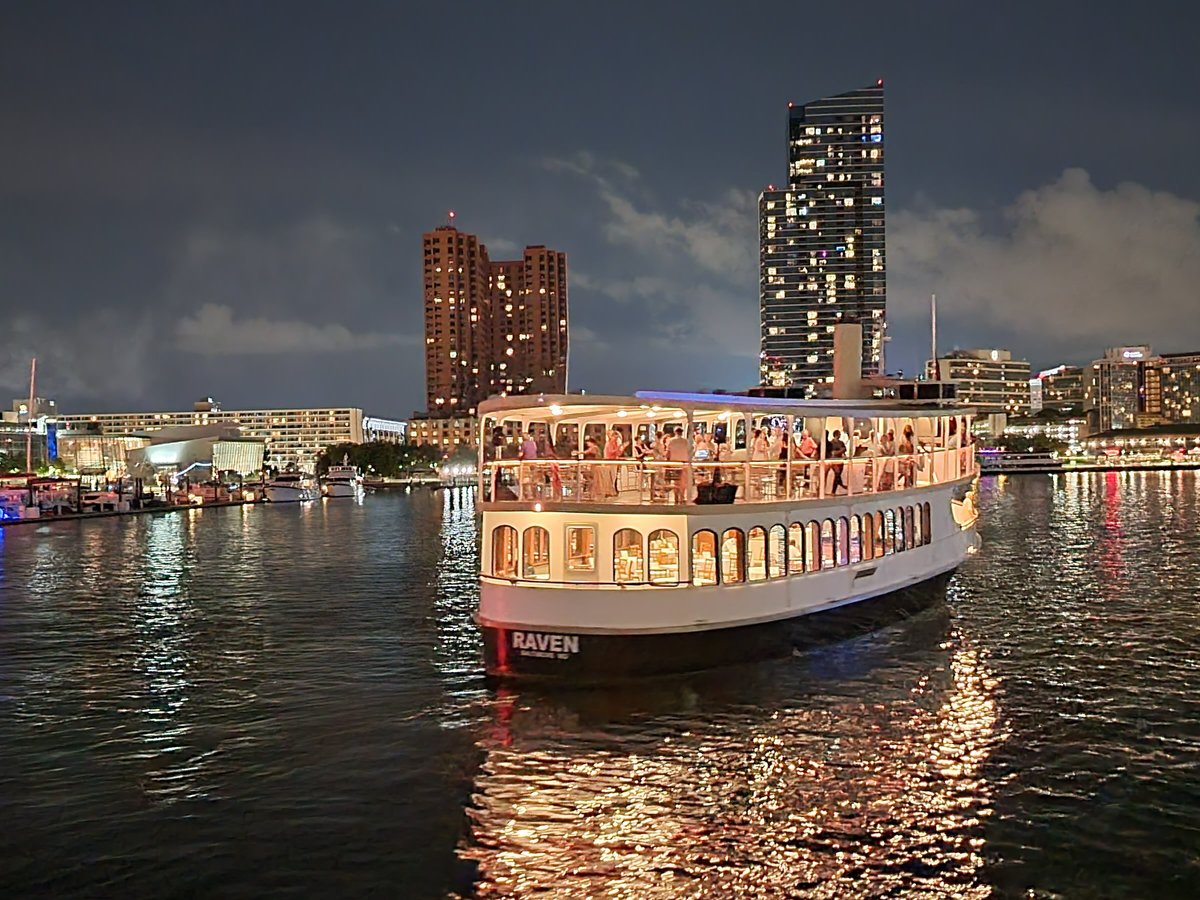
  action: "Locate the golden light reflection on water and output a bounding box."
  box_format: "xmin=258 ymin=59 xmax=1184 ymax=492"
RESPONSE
xmin=460 ymin=630 xmax=1004 ymax=898
xmin=129 ymin=514 xmax=201 ymax=805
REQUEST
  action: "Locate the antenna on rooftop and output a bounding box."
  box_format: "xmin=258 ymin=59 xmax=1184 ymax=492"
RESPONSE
xmin=25 ymin=357 xmax=36 ymax=471
xmin=930 ymin=293 xmax=938 ymax=380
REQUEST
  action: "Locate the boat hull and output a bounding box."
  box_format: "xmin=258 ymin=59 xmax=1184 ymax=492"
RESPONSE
xmin=323 ymin=483 xmax=361 ymax=498
xmin=482 ymin=569 xmax=953 ymax=683
xmin=264 ymin=485 xmax=313 ymax=502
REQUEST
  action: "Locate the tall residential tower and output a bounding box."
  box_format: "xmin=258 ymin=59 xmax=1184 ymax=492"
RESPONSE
xmin=422 ymin=223 xmax=568 ymax=417
xmin=760 ymin=82 xmax=885 ymax=394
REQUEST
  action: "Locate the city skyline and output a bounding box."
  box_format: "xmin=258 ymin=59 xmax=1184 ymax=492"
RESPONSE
xmin=2 ymin=3 xmax=1199 ymax=417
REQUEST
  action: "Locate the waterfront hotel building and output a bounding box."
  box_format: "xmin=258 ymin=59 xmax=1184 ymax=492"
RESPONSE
xmin=59 ymin=399 xmax=407 ymax=471
xmin=1083 ymin=346 xmax=1200 ymax=433
xmin=927 ymin=349 xmax=1032 ymax=416
xmin=760 ymin=81 xmax=886 ymax=395
xmin=422 ymin=224 xmax=568 ymax=417
xmin=1084 ymin=346 xmax=1153 ymax=432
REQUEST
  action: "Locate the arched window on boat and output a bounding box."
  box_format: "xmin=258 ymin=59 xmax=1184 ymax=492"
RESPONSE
xmin=492 ymin=525 xmax=518 ymax=578
xmin=862 ymin=515 xmax=874 ymax=560
xmin=836 ymin=517 xmax=849 ymax=567
xmin=884 ymin=509 xmax=895 ymax=555
xmin=648 ymin=529 xmax=680 ymax=585
xmin=721 ymin=528 xmax=745 ymax=584
xmin=905 ymin=506 xmax=915 ymax=550
xmin=747 ymin=526 xmax=768 ymax=582
xmin=893 ymin=508 xmax=905 ymax=552
xmin=806 ymin=521 xmax=821 ymax=571
xmin=821 ymin=519 xmax=836 ymax=570
xmin=913 ymin=504 xmax=924 ymax=547
xmin=875 ymin=512 xmax=887 ymax=559
xmin=849 ymin=515 xmax=861 ymax=564
xmin=768 ymin=525 xmax=786 ymax=579
xmin=522 ymin=526 xmax=550 ymax=580
xmin=922 ymin=503 xmax=932 ymax=544
xmin=614 ymin=528 xmax=644 ymax=584
xmin=692 ymin=530 xmax=718 ymax=586
xmin=787 ymin=523 xmax=805 ymax=575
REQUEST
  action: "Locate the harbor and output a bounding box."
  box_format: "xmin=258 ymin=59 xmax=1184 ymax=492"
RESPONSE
xmin=4 ymin=3 xmax=1200 ymax=896
xmin=3 ymin=474 xmax=1197 ymax=897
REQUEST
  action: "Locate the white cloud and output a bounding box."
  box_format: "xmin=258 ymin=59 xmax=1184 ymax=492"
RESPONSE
xmin=547 ymin=152 xmax=758 ymax=356
xmin=480 ymin=236 xmax=520 ymax=257
xmin=175 ymin=304 xmax=417 ymax=355
xmin=600 ymin=188 xmax=757 ymax=279
xmin=890 ymin=168 xmax=1200 ymax=357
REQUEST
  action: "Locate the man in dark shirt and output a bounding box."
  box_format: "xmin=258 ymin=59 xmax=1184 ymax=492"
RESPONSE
xmin=826 ymin=429 xmax=847 ymax=494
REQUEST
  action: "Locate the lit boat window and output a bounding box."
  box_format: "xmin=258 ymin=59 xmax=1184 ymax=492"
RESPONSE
xmin=614 ymin=528 xmax=644 ymax=584
xmin=806 ymin=521 xmax=820 ymax=571
xmin=721 ymin=528 xmax=745 ymax=584
xmin=821 ymin=519 xmax=835 ymax=570
xmin=566 ymin=526 xmax=596 ymax=572
xmin=692 ymin=530 xmax=718 ymax=586
xmin=768 ymin=525 xmax=786 ymax=579
xmin=648 ymin=530 xmax=679 ymax=584
xmin=747 ymin=527 xmax=768 ymax=582
xmin=787 ymin=523 xmax=805 ymax=575
xmin=492 ymin=525 xmax=518 ymax=579
xmin=522 ymin=526 xmax=550 ymax=580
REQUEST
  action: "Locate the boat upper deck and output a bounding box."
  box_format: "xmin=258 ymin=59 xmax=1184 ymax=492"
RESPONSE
xmin=478 ymin=391 xmax=977 ymax=509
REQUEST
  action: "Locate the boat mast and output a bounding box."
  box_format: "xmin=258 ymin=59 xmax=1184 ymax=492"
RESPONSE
xmin=25 ymin=357 xmax=36 ymax=471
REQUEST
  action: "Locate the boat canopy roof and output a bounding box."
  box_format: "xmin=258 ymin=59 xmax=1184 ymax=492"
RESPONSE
xmin=478 ymin=390 xmax=975 ymax=423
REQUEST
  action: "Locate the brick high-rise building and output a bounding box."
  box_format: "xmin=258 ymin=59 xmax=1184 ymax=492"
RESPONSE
xmin=423 ymin=225 xmax=493 ymax=417
xmin=422 ymin=223 xmax=568 ymax=417
xmin=491 ymin=245 xmax=568 ymax=397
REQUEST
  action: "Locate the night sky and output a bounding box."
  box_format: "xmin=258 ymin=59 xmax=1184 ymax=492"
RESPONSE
xmin=3 ymin=2 xmax=1199 ymax=418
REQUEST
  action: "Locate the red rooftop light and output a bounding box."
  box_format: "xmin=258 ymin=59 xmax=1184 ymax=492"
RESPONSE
xmin=876 ymin=79 xmax=884 ymax=86
xmin=787 ymin=101 xmax=794 ymax=108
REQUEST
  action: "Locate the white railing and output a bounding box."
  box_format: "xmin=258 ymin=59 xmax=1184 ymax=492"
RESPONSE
xmin=480 ymin=446 xmax=976 ymax=506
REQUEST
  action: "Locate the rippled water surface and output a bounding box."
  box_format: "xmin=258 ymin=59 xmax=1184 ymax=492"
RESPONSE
xmin=2 ymin=475 xmax=1199 ymax=898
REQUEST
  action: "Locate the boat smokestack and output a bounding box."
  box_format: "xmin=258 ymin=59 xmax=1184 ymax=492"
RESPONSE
xmin=832 ymin=323 xmax=869 ymax=399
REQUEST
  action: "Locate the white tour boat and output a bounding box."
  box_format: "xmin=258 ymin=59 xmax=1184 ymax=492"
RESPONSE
xmin=476 ymin=328 xmax=980 ymax=681
xmin=322 ymin=462 xmax=363 ymax=498
xmin=264 ymin=472 xmax=315 ymax=502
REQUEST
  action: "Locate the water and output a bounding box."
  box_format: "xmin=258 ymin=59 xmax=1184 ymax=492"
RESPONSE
xmin=1 ymin=475 xmax=1198 ymax=898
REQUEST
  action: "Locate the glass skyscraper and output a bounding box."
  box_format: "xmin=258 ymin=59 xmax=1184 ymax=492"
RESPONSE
xmin=760 ymin=82 xmax=885 ymax=394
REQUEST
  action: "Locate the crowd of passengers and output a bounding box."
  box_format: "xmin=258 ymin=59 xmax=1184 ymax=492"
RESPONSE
xmin=489 ymin=415 xmax=972 ymax=502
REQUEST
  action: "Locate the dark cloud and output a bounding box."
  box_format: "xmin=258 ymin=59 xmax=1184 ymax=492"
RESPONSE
xmin=1 ymin=2 xmax=1198 ymax=413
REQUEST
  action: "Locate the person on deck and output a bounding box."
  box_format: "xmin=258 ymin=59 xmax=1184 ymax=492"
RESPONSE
xmin=751 ymin=428 xmax=770 ymax=461
xmin=602 ymin=427 xmax=625 ymax=496
xmin=826 ymin=429 xmax=847 ymax=495
xmin=666 ymin=426 xmax=691 ymax=504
